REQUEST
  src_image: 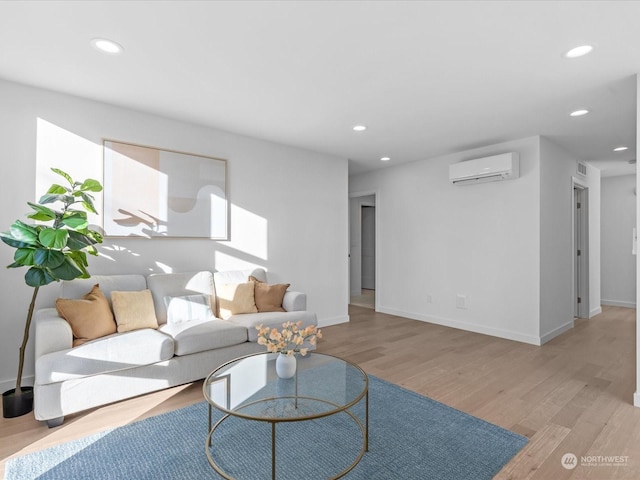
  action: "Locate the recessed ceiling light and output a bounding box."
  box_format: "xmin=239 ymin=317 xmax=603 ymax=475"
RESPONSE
xmin=564 ymin=45 xmax=593 ymax=59
xmin=352 ymin=125 xmax=367 ymax=132
xmin=90 ymin=38 xmax=124 ymax=55
xmin=570 ymin=109 xmax=589 ymax=117
xmin=613 ymin=146 xmax=629 ymax=152
xmin=380 ymin=157 xmax=391 ymax=162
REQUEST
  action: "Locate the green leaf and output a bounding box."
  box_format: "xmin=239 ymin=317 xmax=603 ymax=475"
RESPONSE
xmin=13 ymin=248 xmax=36 ymax=266
xmin=39 ymin=193 xmax=75 ymax=205
xmin=47 ymin=184 xmax=68 ymax=195
xmin=80 ymin=179 xmax=103 ymax=192
xmin=38 ymin=228 xmax=68 ymax=249
xmin=66 ymin=230 xmax=96 ymax=250
xmin=9 ymin=221 xmax=39 ymax=245
xmin=81 ymin=193 xmax=97 ymax=214
xmin=33 ymin=248 xmax=65 ymax=268
xmin=0 ymin=231 xmax=33 ymax=249
xmin=51 ymin=168 xmax=73 ymax=185
xmin=49 ymin=258 xmax=83 ymax=281
xmin=68 ymin=249 xmax=88 ymax=267
xmin=27 ymin=202 xmax=57 ymax=222
xmin=25 ymin=267 xmax=56 ymax=287
xmin=86 ymin=229 xmax=103 ymax=245
xmin=67 ymin=250 xmax=89 ymax=277
xmin=61 ymin=213 xmax=88 ymax=230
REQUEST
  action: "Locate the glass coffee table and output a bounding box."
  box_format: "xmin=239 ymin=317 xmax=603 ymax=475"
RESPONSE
xmin=203 ymin=352 xmax=368 ymax=479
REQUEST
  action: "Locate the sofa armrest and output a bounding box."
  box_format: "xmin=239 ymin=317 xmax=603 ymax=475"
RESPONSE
xmin=282 ymin=291 xmax=306 ymax=312
xmin=34 ymin=308 xmax=73 ymax=359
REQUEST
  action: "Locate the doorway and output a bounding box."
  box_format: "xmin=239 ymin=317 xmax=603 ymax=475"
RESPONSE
xmin=349 ymin=193 xmax=376 ymax=309
xmin=573 ymin=184 xmax=589 ymax=318
xmin=361 ymin=205 xmax=375 ymax=290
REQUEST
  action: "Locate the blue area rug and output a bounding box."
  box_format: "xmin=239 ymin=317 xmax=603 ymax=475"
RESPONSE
xmin=6 ymin=376 xmax=527 ymax=479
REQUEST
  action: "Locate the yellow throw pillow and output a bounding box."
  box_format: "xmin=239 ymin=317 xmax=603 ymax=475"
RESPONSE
xmin=216 ymin=282 xmax=258 ymax=319
xmin=249 ymin=276 xmax=290 ymax=312
xmin=111 ymin=289 xmax=158 ymax=333
xmin=56 ymin=284 xmax=116 ymax=347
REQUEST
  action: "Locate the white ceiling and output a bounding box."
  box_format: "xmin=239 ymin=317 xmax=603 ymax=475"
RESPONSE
xmin=0 ymin=1 xmax=637 ymax=176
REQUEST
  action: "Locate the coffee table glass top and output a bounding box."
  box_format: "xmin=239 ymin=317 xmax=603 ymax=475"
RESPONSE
xmin=203 ymin=352 xmax=368 ymax=421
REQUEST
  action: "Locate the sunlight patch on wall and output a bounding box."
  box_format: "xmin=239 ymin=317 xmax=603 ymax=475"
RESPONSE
xmin=220 ymin=204 xmax=268 ymax=260
xmin=36 ymin=118 xmax=103 ymax=226
xmin=154 ymin=262 xmax=173 ymax=273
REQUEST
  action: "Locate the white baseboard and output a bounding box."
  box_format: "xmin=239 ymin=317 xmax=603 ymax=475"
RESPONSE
xmin=377 ymin=306 xmax=542 ymax=345
xmin=601 ymin=300 xmax=637 ymax=309
xmin=318 ymin=315 xmax=349 ymax=328
xmin=0 ymin=374 xmax=33 ymax=394
xmin=539 ymin=320 xmax=574 ymax=345
xmin=589 ymin=306 xmax=603 ymax=318
xmin=635 ymin=391 xmax=640 ymax=408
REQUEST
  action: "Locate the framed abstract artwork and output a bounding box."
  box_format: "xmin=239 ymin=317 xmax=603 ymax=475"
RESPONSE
xmin=103 ymin=140 xmax=228 ymax=239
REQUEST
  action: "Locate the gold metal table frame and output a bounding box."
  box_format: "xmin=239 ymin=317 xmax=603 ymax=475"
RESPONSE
xmin=203 ymin=352 xmax=369 ymax=480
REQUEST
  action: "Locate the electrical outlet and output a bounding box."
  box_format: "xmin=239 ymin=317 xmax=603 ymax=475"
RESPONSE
xmin=456 ymin=294 xmax=468 ymax=309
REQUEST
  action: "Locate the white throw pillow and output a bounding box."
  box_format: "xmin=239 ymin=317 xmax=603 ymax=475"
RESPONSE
xmin=164 ymin=294 xmax=214 ymax=325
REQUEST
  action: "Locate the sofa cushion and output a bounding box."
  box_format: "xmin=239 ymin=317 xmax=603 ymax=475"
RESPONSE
xmin=164 ymin=294 xmax=214 ymax=325
xmin=111 ymin=289 xmax=159 ymax=333
xmin=214 ymin=268 xmax=267 ymax=285
xmin=158 ymin=318 xmax=248 ymax=355
xmin=227 ymin=311 xmax=318 ymax=342
xmin=61 ymin=275 xmax=147 ymax=305
xmin=147 ymin=271 xmax=215 ymax=325
xmin=216 ymin=282 xmax=258 ymax=319
xmin=35 ymin=329 xmax=174 ymax=385
xmin=249 ymin=276 xmax=289 ymax=313
xmin=55 ymin=284 xmax=116 ymax=347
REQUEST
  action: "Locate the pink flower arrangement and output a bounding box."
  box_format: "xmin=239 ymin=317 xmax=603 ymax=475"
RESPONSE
xmin=256 ymin=321 xmax=322 ymax=356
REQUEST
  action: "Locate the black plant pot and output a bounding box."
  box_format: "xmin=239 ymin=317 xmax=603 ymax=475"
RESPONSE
xmin=2 ymin=386 xmax=34 ymax=418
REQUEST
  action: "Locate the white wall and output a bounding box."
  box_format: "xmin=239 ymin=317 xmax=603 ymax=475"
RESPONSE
xmin=350 ymin=137 xmax=543 ymax=344
xmin=0 ymin=79 xmax=349 ymax=390
xmin=350 ymin=135 xmax=601 ymax=346
xmin=539 ymin=138 xmax=601 ymax=342
xmin=601 ymin=174 xmax=637 ymax=307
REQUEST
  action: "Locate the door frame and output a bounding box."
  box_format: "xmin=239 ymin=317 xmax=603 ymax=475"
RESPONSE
xmin=349 ymin=190 xmax=379 ymax=311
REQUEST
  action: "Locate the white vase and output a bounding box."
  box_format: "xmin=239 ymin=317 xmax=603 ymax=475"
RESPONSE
xmin=275 ymin=353 xmax=296 ymax=379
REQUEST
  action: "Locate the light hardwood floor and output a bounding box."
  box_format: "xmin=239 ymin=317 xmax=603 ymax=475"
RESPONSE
xmin=1 ymin=305 xmax=638 ymax=479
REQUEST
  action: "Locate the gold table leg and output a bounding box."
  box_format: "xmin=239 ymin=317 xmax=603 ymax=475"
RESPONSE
xmin=272 ymin=422 xmax=276 ymax=480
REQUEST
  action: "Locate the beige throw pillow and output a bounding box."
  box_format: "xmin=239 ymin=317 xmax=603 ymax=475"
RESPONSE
xmin=216 ymin=282 xmax=258 ymax=319
xmin=111 ymin=289 xmax=158 ymax=333
xmin=56 ymin=284 xmax=116 ymax=347
xmin=249 ymin=276 xmax=289 ymax=312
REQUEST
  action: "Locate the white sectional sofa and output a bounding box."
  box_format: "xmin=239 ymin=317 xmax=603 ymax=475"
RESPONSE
xmin=33 ymin=268 xmax=316 ymax=427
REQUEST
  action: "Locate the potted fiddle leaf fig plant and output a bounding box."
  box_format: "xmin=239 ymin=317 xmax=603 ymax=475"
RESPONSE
xmin=1 ymin=168 xmax=103 ymax=418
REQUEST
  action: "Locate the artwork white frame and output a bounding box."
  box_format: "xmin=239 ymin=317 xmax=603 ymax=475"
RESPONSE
xmin=103 ymin=140 xmax=228 ymax=239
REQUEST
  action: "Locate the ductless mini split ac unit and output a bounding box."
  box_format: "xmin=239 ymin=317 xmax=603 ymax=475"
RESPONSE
xmin=449 ymin=152 xmax=520 ymax=185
